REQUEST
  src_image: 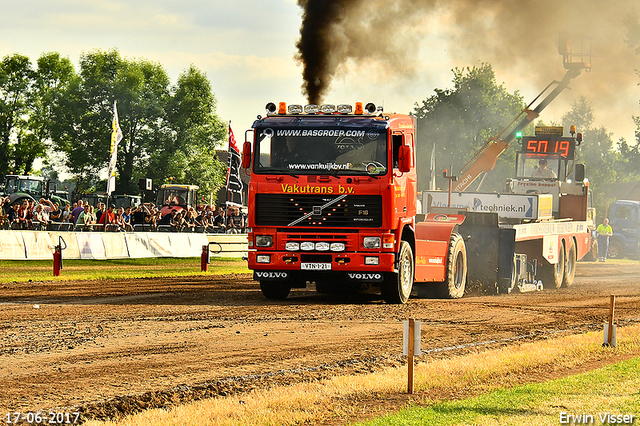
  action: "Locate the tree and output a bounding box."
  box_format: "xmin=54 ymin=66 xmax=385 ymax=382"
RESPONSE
xmin=562 ymin=97 xmax=620 ymax=218
xmin=165 ymin=65 xmax=227 ymax=197
xmin=0 ymin=54 xmax=35 ymax=175
xmin=413 ymin=63 xmax=525 ymax=192
xmin=50 ymin=49 xmax=227 ymax=199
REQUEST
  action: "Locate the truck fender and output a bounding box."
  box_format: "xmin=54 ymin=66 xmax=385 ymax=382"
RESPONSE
xmin=414 ymin=214 xmax=466 ymax=282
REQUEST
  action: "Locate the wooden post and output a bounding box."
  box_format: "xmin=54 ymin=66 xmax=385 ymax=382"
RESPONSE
xmin=606 ymin=294 xmax=616 ymax=346
xmin=408 ymin=318 xmax=415 ymax=394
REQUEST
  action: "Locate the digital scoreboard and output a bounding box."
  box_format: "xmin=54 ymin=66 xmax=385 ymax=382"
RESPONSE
xmin=520 ymin=136 xmax=576 ymax=159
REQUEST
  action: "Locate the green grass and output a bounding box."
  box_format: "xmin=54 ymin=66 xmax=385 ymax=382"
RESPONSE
xmin=0 ymin=257 xmax=250 ymax=283
xmin=357 ymin=356 xmax=640 ymax=426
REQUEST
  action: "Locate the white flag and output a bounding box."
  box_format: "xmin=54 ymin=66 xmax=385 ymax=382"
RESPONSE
xmin=106 ymin=100 xmax=123 ymax=195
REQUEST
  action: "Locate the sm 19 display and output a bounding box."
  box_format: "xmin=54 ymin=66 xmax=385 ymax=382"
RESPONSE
xmin=520 ymin=137 xmax=575 ymax=159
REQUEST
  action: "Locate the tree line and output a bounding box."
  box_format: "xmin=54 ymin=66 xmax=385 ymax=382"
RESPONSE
xmin=413 ymin=63 xmax=640 ymax=220
xmin=1 ymin=50 xmax=639 ymax=219
xmin=0 ymin=49 xmax=227 ymax=200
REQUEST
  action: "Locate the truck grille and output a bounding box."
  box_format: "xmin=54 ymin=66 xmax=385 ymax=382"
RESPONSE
xmin=255 ymin=194 xmax=382 ymax=228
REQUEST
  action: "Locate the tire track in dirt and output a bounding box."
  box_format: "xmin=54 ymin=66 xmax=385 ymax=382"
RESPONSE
xmin=0 ymin=262 xmax=638 ymax=423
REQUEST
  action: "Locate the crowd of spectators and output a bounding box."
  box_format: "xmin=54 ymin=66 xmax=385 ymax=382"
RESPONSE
xmin=0 ymin=197 xmax=246 ymax=234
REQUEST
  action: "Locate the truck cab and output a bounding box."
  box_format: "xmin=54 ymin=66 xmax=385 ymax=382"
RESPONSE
xmin=245 ymin=102 xmax=418 ymax=303
xmin=608 ymin=200 xmax=640 ymax=259
xmin=156 ymin=184 xmax=199 ymax=217
xmin=506 ymin=127 xmax=588 ymax=220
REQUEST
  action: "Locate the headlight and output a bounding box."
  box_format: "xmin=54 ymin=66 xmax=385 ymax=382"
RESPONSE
xmin=330 ymin=242 xmax=346 ymax=252
xmin=365 ymin=256 xmax=379 ymax=265
xmin=285 ymin=242 xmax=300 ymax=251
xmin=363 ymin=236 xmax=381 ymax=249
xmin=255 ymin=235 xmax=273 ymax=247
xmin=256 ymin=255 xmax=271 ymax=263
xmin=301 ymin=242 xmax=315 ymax=251
xmin=315 ymin=242 xmax=330 ymax=251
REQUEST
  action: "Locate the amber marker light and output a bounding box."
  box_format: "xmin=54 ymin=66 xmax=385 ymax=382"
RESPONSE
xmin=355 ymin=102 xmax=364 ymax=115
xmin=278 ymin=102 xmax=287 ymax=114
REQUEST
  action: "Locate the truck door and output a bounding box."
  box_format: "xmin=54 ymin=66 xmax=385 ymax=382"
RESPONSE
xmin=392 ymin=131 xmax=417 ymax=219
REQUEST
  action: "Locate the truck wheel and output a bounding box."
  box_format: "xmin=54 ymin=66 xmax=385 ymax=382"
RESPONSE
xmin=437 ymin=233 xmax=467 ymax=299
xmin=607 ymin=240 xmax=623 ymax=259
xmin=582 ymin=237 xmax=598 ymax=262
xmin=382 ymin=240 xmax=414 ymax=304
xmin=498 ymin=256 xmax=517 ymax=294
xmin=562 ymin=239 xmax=577 ymax=288
xmin=539 ymin=243 xmax=565 ymax=289
xmin=259 ymin=281 xmax=291 ymax=300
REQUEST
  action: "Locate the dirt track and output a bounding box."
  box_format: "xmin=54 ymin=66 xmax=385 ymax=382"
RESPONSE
xmin=1 ymin=261 xmax=639 ymax=422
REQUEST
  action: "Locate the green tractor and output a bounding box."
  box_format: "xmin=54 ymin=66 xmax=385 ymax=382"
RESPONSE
xmin=1 ymin=174 xmax=71 ymax=207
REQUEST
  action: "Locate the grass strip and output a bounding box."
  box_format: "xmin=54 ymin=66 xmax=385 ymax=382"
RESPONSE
xmin=359 ymin=357 xmax=640 ymax=426
xmin=0 ymin=257 xmax=250 ymax=283
xmin=84 ymin=325 xmax=640 ymax=426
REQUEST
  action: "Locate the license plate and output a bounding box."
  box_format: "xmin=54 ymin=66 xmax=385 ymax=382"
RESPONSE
xmin=301 ymin=262 xmax=332 ymax=271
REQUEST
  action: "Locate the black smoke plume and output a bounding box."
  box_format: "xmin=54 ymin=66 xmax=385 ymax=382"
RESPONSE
xmin=295 ymin=0 xmax=640 ymax=123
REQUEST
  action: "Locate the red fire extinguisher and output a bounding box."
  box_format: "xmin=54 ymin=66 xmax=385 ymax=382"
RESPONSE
xmin=201 ymin=244 xmax=210 ymax=272
xmin=53 ymin=236 xmax=66 ymax=276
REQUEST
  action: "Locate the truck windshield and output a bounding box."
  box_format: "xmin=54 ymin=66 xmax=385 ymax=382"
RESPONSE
xmin=253 ymin=127 xmax=388 ymax=176
xmin=157 ymin=189 xmax=187 ymax=206
xmin=18 ymin=179 xmax=44 ymax=195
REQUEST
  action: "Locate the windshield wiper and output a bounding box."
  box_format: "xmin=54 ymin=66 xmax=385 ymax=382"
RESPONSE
xmin=262 ymin=168 xmax=299 ymax=178
xmin=345 ymin=170 xmax=380 ymax=179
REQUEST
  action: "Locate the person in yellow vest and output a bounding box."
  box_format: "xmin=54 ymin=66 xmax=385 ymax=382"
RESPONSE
xmin=596 ymin=218 xmax=613 ymax=262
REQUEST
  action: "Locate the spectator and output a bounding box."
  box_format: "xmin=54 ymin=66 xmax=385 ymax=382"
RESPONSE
xmin=86 ymin=205 xmax=97 ymax=230
xmin=62 ymin=205 xmax=72 ymax=223
xmin=183 ymin=207 xmax=196 ymax=232
xmin=0 ymin=197 xmax=8 ymax=229
xmin=8 ymin=203 xmax=21 ymax=229
xmin=95 ymin=202 xmax=104 ymax=223
xmin=194 ymin=210 xmax=206 ymax=231
xmin=145 ymin=205 xmax=159 ymax=230
xmin=97 ymin=204 xmax=118 ymax=231
xmin=225 ymin=207 xmax=244 ymax=234
xmin=170 ymin=210 xmax=185 ymax=232
xmin=32 ymin=204 xmax=50 ymax=230
xmin=114 ymin=207 xmax=126 ymax=231
xmin=157 ymin=209 xmax=174 ymax=230
xmin=50 ymin=202 xmax=62 ymax=223
xmin=596 ymin=217 xmax=613 ymax=262
xmin=132 ymin=205 xmax=146 ymax=230
xmin=76 ymin=205 xmax=90 ymax=230
xmin=71 ymin=200 xmax=84 ymax=225
xmin=213 ymin=207 xmax=226 ymax=232
xmin=18 ymin=200 xmax=32 ymax=229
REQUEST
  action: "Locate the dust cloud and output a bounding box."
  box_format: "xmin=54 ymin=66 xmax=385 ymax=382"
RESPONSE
xmin=295 ymin=0 xmax=640 ymax=134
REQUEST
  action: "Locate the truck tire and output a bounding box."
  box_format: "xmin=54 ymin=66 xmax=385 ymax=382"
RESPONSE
xmin=562 ymin=239 xmax=577 ymax=288
xmin=436 ymin=233 xmax=467 ymax=299
xmin=581 ymin=236 xmax=598 ymax=262
xmin=382 ymin=240 xmax=414 ymax=304
xmin=607 ymin=240 xmax=623 ymax=259
xmin=539 ymin=243 xmax=565 ymax=289
xmin=260 ymin=281 xmax=291 ymax=300
xmin=498 ymin=256 xmax=517 ymax=294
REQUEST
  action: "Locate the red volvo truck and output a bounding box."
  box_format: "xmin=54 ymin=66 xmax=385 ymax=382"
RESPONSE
xmin=241 ymin=99 xmax=591 ymax=303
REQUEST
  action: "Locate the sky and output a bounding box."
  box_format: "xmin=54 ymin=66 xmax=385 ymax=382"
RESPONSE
xmin=1 ymin=0 xmax=639 ymax=167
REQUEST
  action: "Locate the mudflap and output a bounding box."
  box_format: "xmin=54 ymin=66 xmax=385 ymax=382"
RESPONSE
xmin=497 ymin=228 xmax=516 ymax=294
xmin=458 ymin=212 xmax=515 ymax=294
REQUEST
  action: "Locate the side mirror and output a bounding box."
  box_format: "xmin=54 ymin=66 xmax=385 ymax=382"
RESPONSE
xmin=575 ymin=163 xmax=585 ymax=182
xmin=398 ymin=145 xmax=412 ymax=173
xmin=242 ymin=141 xmax=252 ymax=169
